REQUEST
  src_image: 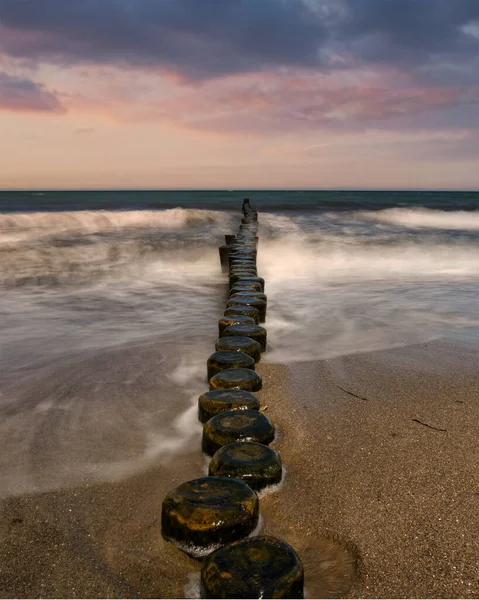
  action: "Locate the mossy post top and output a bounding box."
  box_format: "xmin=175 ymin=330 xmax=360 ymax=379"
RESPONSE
xmin=201 ymin=535 xmax=304 ymax=599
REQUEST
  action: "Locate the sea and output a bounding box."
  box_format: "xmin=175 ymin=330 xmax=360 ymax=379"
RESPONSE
xmin=1 ymin=189 xmax=478 ymax=496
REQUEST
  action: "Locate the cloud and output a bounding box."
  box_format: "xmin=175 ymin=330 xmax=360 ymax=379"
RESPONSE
xmin=1 ymin=0 xmax=478 ymax=159
xmin=0 ymin=0 xmax=478 ymax=83
xmin=145 ymin=70 xmax=479 ymax=134
xmin=335 ymin=0 xmax=479 ymax=84
xmin=339 ymin=0 xmax=479 ymax=56
xmin=0 ymin=71 xmax=65 ymax=113
xmin=0 ymin=0 xmax=328 ymax=79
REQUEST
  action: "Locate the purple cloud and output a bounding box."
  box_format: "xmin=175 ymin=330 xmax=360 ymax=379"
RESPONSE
xmin=0 ymin=71 xmax=65 ymax=113
xmin=337 ymin=0 xmax=479 ymax=85
xmin=0 ymin=0 xmax=477 ymax=83
xmin=0 ymin=0 xmax=328 ymax=79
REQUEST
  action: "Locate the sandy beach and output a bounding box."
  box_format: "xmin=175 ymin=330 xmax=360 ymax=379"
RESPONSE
xmin=261 ymin=339 xmax=479 ymax=598
xmin=1 ymin=338 xmax=478 ymax=598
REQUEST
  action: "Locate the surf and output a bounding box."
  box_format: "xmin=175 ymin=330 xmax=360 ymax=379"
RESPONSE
xmin=359 ymin=207 xmax=479 ymax=230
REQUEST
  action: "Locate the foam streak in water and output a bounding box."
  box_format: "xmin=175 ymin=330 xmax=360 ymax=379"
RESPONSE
xmin=0 ymin=207 xmax=234 ymax=285
xmin=257 ymin=238 xmax=479 ymax=362
xmin=0 ymin=207 xmax=229 ymax=237
xmin=0 ymin=353 xmax=207 ymax=498
xmin=360 ymin=208 xmax=479 ymax=230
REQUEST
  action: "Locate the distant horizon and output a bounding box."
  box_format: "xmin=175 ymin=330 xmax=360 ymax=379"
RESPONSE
xmin=2 ymin=187 xmax=478 ymax=193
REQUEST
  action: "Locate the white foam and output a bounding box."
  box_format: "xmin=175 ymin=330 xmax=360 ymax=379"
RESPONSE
xmin=0 ymin=368 xmax=206 ymax=498
xmin=258 ymin=238 xmax=479 ymax=281
xmin=0 ymin=207 xmax=229 ymax=240
xmin=256 ymin=237 xmax=479 ymax=363
xmin=258 ymin=466 xmax=287 ymax=499
xmin=249 ymin=514 xmax=264 ymax=537
xmin=0 ymin=206 xmax=232 ymax=287
xmin=360 ymin=207 xmax=479 ymax=231
xmin=184 ymin=572 xmax=201 ymax=599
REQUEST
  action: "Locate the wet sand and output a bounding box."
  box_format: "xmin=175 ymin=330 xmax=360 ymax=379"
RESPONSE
xmin=261 ymin=339 xmax=479 ymax=598
xmin=1 ymin=339 xmax=478 ymax=598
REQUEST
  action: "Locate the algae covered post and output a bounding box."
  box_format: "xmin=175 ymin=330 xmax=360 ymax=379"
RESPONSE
xmin=160 ymin=199 xmax=304 ymax=599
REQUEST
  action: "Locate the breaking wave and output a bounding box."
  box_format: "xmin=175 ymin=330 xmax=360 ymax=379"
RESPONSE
xmin=0 ymin=208 xmax=233 ymax=285
xmin=360 ymin=208 xmax=479 ymax=230
xmin=0 ymin=207 xmax=230 ymax=239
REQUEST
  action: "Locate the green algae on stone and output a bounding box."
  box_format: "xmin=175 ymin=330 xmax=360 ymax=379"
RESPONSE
xmin=200 ymin=535 xmax=304 ymax=599
xmin=223 ymin=306 xmax=260 ymax=324
xmin=223 ymin=324 xmax=267 ymax=351
xmin=229 ymin=275 xmax=265 ymax=292
xmin=224 ymin=306 xmax=259 ymax=325
xmin=230 ymin=255 xmax=256 ymax=261
xmin=209 ymin=441 xmax=282 ymax=491
xmin=229 ymin=291 xmax=267 ymax=302
xmin=228 ymin=253 xmax=256 ymax=264
xmin=230 ymin=256 xmax=256 ymax=263
xmin=234 ymin=261 xmax=256 ymax=268
xmin=229 ymin=259 xmax=256 ymax=265
xmin=209 ymin=368 xmax=262 ymax=393
xmin=229 ymin=257 xmax=256 ymax=266
xmin=230 ymin=275 xmax=261 ymax=282
xmin=198 ymin=389 xmax=260 ymax=424
xmin=215 ymin=336 xmax=261 ymax=362
xmin=229 ymin=273 xmax=258 ymax=281
xmin=218 ymin=315 xmax=255 ymax=337
xmin=230 ymin=268 xmax=257 ymax=277
xmin=226 ymin=297 xmax=266 ymax=323
xmin=230 ymin=264 xmax=257 ymax=272
xmin=230 ymin=260 xmax=256 ymax=267
xmin=207 ymin=351 xmax=255 ymax=380
xmin=229 ymin=269 xmax=258 ymax=277
xmin=229 ymin=282 xmax=263 ymax=294
xmin=202 ymin=409 xmax=274 ymax=455
xmin=161 ymin=477 xmax=259 ymax=558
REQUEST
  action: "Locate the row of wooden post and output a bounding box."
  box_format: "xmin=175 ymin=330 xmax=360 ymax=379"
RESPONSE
xmin=161 ymin=200 xmax=304 ymax=598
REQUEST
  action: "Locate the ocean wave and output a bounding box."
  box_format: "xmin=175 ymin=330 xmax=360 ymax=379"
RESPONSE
xmin=0 ymin=207 xmax=230 ymax=240
xmin=359 ymin=207 xmax=479 ymax=231
xmin=0 ymin=207 xmax=234 ymax=285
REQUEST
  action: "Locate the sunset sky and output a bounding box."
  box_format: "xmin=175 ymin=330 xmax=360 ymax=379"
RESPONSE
xmin=1 ymin=0 xmax=479 ymax=190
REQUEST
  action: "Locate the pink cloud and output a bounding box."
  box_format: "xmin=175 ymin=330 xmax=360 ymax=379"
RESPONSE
xmin=125 ymin=69 xmax=479 ymax=135
xmin=14 ymin=62 xmax=477 ymax=143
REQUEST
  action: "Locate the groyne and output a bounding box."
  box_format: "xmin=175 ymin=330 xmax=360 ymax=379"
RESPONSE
xmin=161 ymin=200 xmax=304 ymax=598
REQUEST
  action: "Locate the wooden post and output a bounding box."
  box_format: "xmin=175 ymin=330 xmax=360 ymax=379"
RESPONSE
xmin=219 ymin=245 xmax=231 ymax=274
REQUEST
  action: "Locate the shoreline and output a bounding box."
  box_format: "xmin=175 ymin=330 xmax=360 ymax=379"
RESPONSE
xmin=0 ymin=338 xmax=478 ymax=597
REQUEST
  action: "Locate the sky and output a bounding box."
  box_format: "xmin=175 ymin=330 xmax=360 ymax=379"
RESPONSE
xmin=1 ymin=0 xmax=479 ymax=190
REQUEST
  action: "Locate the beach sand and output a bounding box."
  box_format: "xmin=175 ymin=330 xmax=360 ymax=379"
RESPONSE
xmin=1 ymin=339 xmax=478 ymax=598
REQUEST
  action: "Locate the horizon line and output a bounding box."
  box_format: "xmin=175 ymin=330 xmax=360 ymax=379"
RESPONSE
xmin=1 ymin=187 xmax=478 ymax=193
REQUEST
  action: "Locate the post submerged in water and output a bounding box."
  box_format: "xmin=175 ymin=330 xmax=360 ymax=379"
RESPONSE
xmin=242 ymin=198 xmax=251 ymax=215
xmin=160 ymin=199 xmax=304 ymax=599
